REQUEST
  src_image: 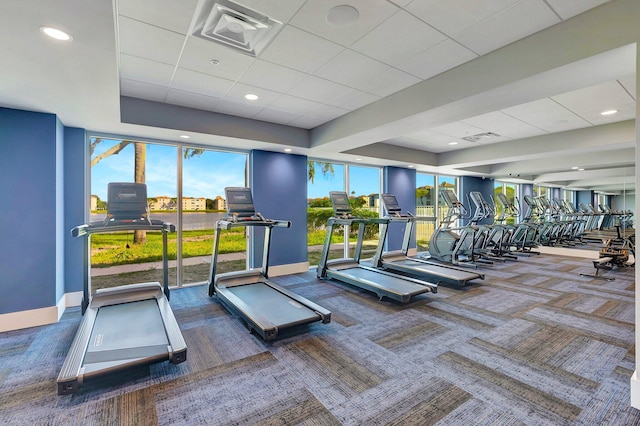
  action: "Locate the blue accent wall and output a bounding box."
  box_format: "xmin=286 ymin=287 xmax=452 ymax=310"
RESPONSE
xmin=0 ymin=108 xmax=58 ymax=313
xmin=576 ymin=190 xmax=593 ymax=211
xmin=55 ymin=118 xmax=65 ymax=302
xmin=64 ymin=127 xmax=87 ymax=294
xmin=459 ymin=176 xmax=494 ymax=225
xmin=383 ymin=166 xmax=416 ymax=250
xmin=250 ymin=150 xmax=307 ymax=268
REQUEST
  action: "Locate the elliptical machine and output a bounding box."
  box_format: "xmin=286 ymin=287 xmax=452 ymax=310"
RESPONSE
xmin=427 ymin=189 xmax=479 ymax=268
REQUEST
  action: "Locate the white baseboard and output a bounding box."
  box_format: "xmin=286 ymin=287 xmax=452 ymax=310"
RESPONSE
xmin=269 ymin=262 xmax=310 ymax=277
xmin=0 ymin=291 xmax=83 ymax=333
xmin=631 ymin=371 xmax=640 ymax=409
xmin=0 ymin=306 xmax=59 ymax=333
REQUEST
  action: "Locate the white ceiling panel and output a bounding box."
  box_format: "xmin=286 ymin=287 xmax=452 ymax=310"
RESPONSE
xmin=177 ymin=36 xmax=255 ymax=80
xmin=252 ymin=107 xmax=300 ymax=125
xmin=501 ymin=98 xmax=591 ymax=132
xmin=430 ymin=121 xmax=487 ymax=139
xmin=315 ymin=49 xmax=393 ymax=91
xmin=222 ymin=82 xmax=282 ymax=107
xmin=213 ymin=99 xmax=264 ymax=119
xmin=351 ymin=10 xmax=446 ymax=66
xmin=618 ymin=75 xmax=637 ymax=100
xmin=119 ymin=54 xmax=175 ymax=87
xmin=552 ymin=80 xmax=636 ymax=124
xmin=118 ymin=0 xmax=198 ymax=34
xmin=289 ymin=0 xmax=398 ymax=47
xmin=405 ymin=0 xmax=520 ymax=36
xmin=269 ymin=94 xmax=330 ymax=117
xmin=356 ymin=67 xmax=421 ymax=98
xmin=398 ymin=38 xmax=478 ymax=80
xmin=288 ymin=75 xmax=353 ymax=105
xmin=454 ymin=0 xmax=560 ymax=55
xmin=120 ymin=79 xmax=169 ymax=102
xmin=118 ymin=16 xmax=186 ymax=65
xmin=288 ymin=115 xmax=326 ymax=129
xmin=165 ymin=89 xmax=219 ymax=111
xmin=171 ymin=67 xmax=234 ymax=98
xmin=238 ymin=60 xmax=307 ymax=94
xmin=260 ymin=26 xmax=344 ymax=74
xmin=544 ymin=0 xmax=611 ymax=20
xmin=324 ymin=88 xmax=380 ymax=111
xmin=461 ymin=111 xmax=546 ymax=140
xmin=233 ymin=0 xmax=307 ymax=24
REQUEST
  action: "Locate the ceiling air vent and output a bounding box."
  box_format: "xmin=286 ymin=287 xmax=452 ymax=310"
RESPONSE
xmin=461 ymin=132 xmax=501 ymax=143
xmin=192 ymin=0 xmax=282 ymax=57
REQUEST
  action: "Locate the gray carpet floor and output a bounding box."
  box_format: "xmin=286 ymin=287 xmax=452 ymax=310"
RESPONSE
xmin=1 ymin=250 xmax=639 ymax=425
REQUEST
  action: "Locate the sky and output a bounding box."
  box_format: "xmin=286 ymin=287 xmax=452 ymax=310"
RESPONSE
xmin=91 ymin=139 xmax=246 ymax=200
xmin=92 ymin=139 xmax=391 ymax=201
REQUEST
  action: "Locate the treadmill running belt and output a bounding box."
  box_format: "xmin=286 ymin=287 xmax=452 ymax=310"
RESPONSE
xmin=392 ymin=259 xmax=480 ymax=281
xmin=225 ymin=282 xmax=319 ymax=326
xmin=84 ymin=299 xmax=168 ymax=364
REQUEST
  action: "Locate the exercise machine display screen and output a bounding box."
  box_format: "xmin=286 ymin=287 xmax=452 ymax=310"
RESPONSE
xmin=225 ymin=187 xmax=256 ymax=218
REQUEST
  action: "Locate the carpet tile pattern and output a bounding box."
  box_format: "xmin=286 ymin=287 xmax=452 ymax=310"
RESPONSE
xmin=1 ymin=251 xmax=640 ymax=425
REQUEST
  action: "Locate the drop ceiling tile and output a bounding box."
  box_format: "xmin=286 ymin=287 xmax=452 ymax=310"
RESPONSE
xmin=119 ymin=54 xmax=175 ymax=87
xmin=260 ymin=26 xmax=344 ymax=73
xmin=178 ymin=36 xmax=254 ymax=80
xmin=120 ymin=78 xmax=169 ymax=102
xmin=117 ymin=0 xmax=198 ymax=34
xmin=315 ymin=49 xmax=391 ymax=91
xmin=171 ymin=67 xmax=234 ymax=98
xmin=288 ymin=75 xmax=352 ymax=104
xmin=233 ymin=0 xmax=307 ymax=23
xmin=308 ymin=104 xmax=350 ymax=121
xmin=214 ymin=99 xmax=264 ymax=118
xmin=269 ymin=94 xmax=328 ymax=117
xmin=398 ymin=39 xmax=477 ymax=80
xmin=501 ymin=98 xmax=590 ymax=132
xmin=357 ymin=66 xmax=420 ymax=97
xmin=389 ymin=0 xmax=412 ymax=7
xmin=544 ymin=0 xmax=610 ymax=20
xmin=253 ymin=108 xmax=300 ymax=125
xmin=552 ymin=80 xmax=636 ymax=123
xmin=238 ymin=60 xmax=307 ymax=94
xmin=461 ymin=111 xmax=546 ymax=140
xmin=618 ymin=75 xmax=636 ymax=101
xmin=165 ymin=89 xmax=219 ymax=111
xmin=351 ymin=10 xmax=446 ymax=66
xmin=453 ymin=0 xmax=560 ymax=55
xmin=430 ymin=121 xmax=486 ymax=139
xmin=325 ymin=88 xmax=380 ymax=110
xmin=405 ymin=0 xmax=520 ymax=36
xmin=118 ymin=16 xmax=185 ymax=65
xmin=222 ymin=82 xmax=282 ymax=106
xmin=288 ymin=115 xmax=326 ymax=129
xmin=289 ymin=0 xmax=398 ymax=47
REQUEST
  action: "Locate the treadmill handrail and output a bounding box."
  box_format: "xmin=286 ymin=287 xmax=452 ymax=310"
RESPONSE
xmin=216 ymin=217 xmax=291 ymax=230
xmin=71 ymin=220 xmax=175 ymax=237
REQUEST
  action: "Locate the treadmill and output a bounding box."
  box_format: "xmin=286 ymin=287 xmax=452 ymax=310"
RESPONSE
xmin=316 ymin=191 xmax=437 ymax=303
xmin=57 ymin=183 xmax=187 ymax=395
xmin=208 ymin=187 xmax=330 ymax=341
xmin=371 ymin=194 xmax=484 ymax=287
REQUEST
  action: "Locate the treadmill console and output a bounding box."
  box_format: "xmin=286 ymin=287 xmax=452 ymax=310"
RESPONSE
xmin=106 ymin=182 xmax=151 ymax=225
xmin=225 ymin=187 xmax=259 ymax=220
xmin=330 ymin=191 xmax=352 ymax=217
xmin=381 ymin=194 xmax=402 ymax=217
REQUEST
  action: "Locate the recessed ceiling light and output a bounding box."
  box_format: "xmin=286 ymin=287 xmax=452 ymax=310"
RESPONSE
xmin=179 ymin=135 xmax=190 ymax=139
xmin=407 ymin=165 xmax=414 ymax=168
xmin=245 ymin=93 xmax=259 ymax=101
xmin=40 ymin=26 xmax=72 ymax=41
xmin=571 ymin=166 xmax=579 ymax=170
xmin=283 ymin=148 xmax=292 ymax=152
xmin=601 ymin=109 xmax=618 ymax=116
xmin=578 ymin=168 xmax=585 ymax=171
xmin=355 ymin=158 xmax=362 ymax=161
xmin=448 ymin=141 xmax=458 ymax=146
xmin=210 ymin=59 xmax=220 ymax=65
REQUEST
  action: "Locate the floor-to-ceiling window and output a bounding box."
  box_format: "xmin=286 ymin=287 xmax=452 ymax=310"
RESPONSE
xmin=89 ymin=136 xmax=247 ymax=290
xmin=416 ymin=173 xmax=436 ymax=251
xmin=306 ymin=160 xmax=381 ymax=265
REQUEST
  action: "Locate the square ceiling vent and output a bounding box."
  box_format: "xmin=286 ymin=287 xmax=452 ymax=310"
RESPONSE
xmin=192 ymin=0 xmax=282 ymax=57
